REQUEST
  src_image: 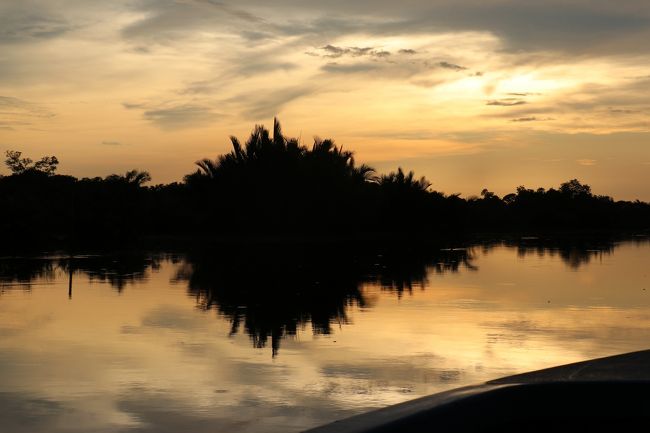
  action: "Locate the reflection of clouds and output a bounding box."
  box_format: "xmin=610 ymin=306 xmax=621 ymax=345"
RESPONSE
xmin=0 ymin=390 xmax=141 ymax=433
xmin=0 ymin=242 xmax=650 ymax=432
xmin=115 ymin=388 xmax=359 ymax=433
xmin=321 ymin=360 xmax=463 ymax=385
xmin=0 ymin=392 xmax=67 ymax=433
xmin=0 ymin=313 xmax=53 ymax=337
xmin=140 ymin=305 xmax=206 ymax=331
xmin=482 ymin=318 xmax=592 ymax=347
xmin=479 ymin=309 xmax=650 ymax=361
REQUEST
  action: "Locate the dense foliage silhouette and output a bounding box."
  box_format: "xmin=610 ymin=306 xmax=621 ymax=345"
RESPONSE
xmin=1 ymin=120 xmax=648 ymax=248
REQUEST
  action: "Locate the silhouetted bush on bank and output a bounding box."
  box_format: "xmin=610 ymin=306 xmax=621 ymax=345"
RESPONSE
xmin=1 ymin=120 xmax=649 ymax=247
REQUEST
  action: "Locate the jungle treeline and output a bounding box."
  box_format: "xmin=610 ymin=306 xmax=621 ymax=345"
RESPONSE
xmin=1 ymin=119 xmax=648 ymax=247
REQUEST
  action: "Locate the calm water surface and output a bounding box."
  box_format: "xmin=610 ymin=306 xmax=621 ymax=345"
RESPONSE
xmin=1 ymin=238 xmax=649 ymax=432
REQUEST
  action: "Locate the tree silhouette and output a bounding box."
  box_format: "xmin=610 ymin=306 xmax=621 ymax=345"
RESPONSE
xmin=182 ymin=118 xmax=381 ymax=233
xmin=379 ymin=167 xmax=430 ymax=192
xmin=105 ymin=169 xmax=151 ymax=185
xmin=0 ymin=119 xmax=649 ymax=249
xmin=560 ymin=179 xmax=592 ymax=198
xmin=4 ymin=150 xmax=58 ymax=175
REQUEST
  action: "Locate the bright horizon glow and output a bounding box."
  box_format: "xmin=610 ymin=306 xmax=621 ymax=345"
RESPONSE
xmin=1 ymin=1 xmax=650 ymax=200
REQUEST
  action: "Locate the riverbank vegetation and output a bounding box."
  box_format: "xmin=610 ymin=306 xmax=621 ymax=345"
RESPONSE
xmin=1 ymin=119 xmax=648 ymax=248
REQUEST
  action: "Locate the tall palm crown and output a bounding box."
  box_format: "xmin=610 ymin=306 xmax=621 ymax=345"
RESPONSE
xmin=191 ymin=118 xmax=376 ymax=187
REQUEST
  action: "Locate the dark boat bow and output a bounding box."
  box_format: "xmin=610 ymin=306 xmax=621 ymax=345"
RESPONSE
xmin=304 ymin=350 xmax=650 ymax=432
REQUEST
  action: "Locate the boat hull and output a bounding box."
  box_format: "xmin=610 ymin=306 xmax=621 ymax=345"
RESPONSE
xmin=304 ymin=350 xmax=650 ymax=433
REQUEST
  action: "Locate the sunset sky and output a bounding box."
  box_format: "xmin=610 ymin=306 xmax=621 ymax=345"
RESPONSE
xmin=1 ymin=0 xmax=649 ymax=199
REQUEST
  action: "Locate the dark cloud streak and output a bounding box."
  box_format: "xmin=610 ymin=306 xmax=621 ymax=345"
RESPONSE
xmin=0 ymin=10 xmax=72 ymax=44
xmin=487 ymin=99 xmax=527 ymax=107
xmin=511 ymin=117 xmax=554 ymax=122
xmin=320 ymin=62 xmax=381 ymax=74
xmin=316 ymin=45 xmax=392 ymax=59
xmin=436 ymin=61 xmax=467 ymax=71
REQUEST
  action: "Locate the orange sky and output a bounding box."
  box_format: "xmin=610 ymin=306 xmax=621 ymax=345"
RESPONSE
xmin=1 ymin=1 xmax=649 ymax=199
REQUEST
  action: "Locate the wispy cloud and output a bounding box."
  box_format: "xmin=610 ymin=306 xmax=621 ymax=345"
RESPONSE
xmin=320 ymin=62 xmax=381 ymax=74
xmin=0 ymin=96 xmax=54 ymax=130
xmin=122 ymin=0 xmax=265 ymax=42
xmin=313 ymin=45 xmax=393 ymax=59
xmin=113 ymin=0 xmax=650 ymax=56
xmin=143 ymin=105 xmax=221 ymax=129
xmin=487 ymin=99 xmax=527 ymax=106
xmin=237 ymin=85 xmax=316 ymax=120
xmin=0 ymin=96 xmax=52 ymax=116
xmin=511 ymin=117 xmax=554 ymax=122
xmin=608 ymin=107 xmax=637 ymax=114
xmin=436 ymin=61 xmax=467 ymax=71
xmin=122 ymin=102 xmax=147 ymax=110
xmin=577 ymin=159 xmax=597 ymax=166
xmin=0 ymin=11 xmax=72 ymax=43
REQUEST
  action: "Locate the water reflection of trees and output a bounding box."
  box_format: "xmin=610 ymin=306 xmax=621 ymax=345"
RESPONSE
xmin=500 ymin=237 xmax=619 ymax=270
xmin=0 ymin=258 xmax=57 ymax=289
xmin=62 ymin=254 xmax=163 ymax=292
xmin=175 ymin=244 xmax=477 ymax=355
xmin=0 ymin=236 xmax=640 ymax=354
xmin=0 ymin=253 xmax=162 ymax=292
xmin=367 ymin=247 xmax=477 ymax=297
xmin=175 ymin=247 xmax=365 ymax=356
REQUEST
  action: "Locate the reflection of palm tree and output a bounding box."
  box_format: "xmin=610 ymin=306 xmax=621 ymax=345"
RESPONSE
xmin=175 ymin=243 xmax=478 ymax=355
xmin=176 ymin=246 xmax=369 ymax=357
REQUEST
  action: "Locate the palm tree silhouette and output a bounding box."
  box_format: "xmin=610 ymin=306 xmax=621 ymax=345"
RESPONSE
xmin=190 ymin=118 xmax=376 ymax=188
xmin=105 ymin=170 xmax=151 ymax=185
xmin=380 ymin=167 xmax=430 ymax=192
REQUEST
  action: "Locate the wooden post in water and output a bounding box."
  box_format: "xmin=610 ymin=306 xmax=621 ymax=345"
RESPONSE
xmin=68 ymin=257 xmax=73 ymax=299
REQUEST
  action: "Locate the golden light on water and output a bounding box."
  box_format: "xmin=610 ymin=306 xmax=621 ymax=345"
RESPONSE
xmin=1 ymin=241 xmax=649 ymax=432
